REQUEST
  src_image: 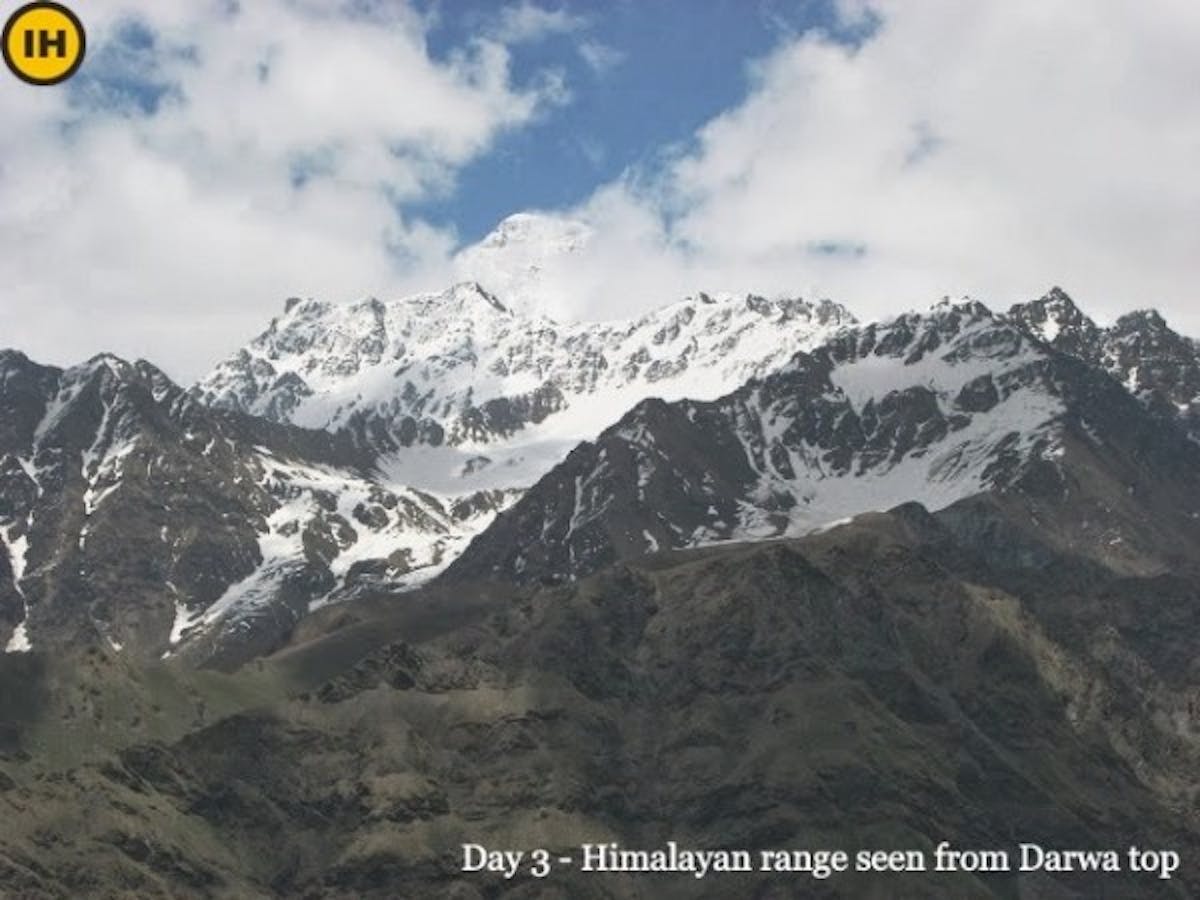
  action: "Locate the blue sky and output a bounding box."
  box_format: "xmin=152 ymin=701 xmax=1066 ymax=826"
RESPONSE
xmin=413 ymin=0 xmax=869 ymax=243
xmin=2 ymin=0 xmax=1199 ymax=379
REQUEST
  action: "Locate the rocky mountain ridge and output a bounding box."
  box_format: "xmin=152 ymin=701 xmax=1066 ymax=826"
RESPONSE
xmin=444 ymin=293 xmax=1200 ymax=586
xmin=1009 ymin=286 xmax=1200 ymax=438
xmin=0 ymin=351 xmax=503 ymax=668
xmin=194 ymin=283 xmax=856 ymax=476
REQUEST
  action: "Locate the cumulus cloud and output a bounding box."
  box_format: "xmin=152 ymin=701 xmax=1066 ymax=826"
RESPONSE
xmin=0 ymin=0 xmax=567 ymax=379
xmin=507 ymin=0 xmax=1200 ymax=333
xmin=8 ymin=0 xmax=1200 ymax=382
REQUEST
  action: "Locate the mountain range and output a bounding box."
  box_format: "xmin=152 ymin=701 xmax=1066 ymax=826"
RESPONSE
xmin=9 ymin=237 xmax=1195 ymax=669
xmin=3 ymin=215 xmax=1200 ymax=896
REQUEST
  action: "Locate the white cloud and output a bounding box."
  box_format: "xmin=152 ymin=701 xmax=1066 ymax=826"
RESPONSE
xmin=578 ymin=40 xmax=624 ymax=76
xmin=510 ymin=0 xmax=1200 ymax=335
xmin=488 ymin=2 xmax=584 ymax=45
xmin=8 ymin=0 xmax=1200 ymax=385
xmin=0 ymin=0 xmax=566 ymax=380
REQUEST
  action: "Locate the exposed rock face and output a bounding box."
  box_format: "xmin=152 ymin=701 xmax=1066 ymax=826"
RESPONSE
xmin=1006 ymin=286 xmax=1105 ymax=358
xmin=0 ymin=351 xmax=499 ymax=667
xmin=1010 ymin=287 xmax=1200 ymax=438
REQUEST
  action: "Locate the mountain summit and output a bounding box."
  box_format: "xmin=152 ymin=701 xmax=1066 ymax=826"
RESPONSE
xmin=1009 ymin=287 xmax=1200 ymax=437
xmin=1006 ymin=286 xmax=1102 ymax=356
xmin=452 ymin=212 xmax=594 ymax=318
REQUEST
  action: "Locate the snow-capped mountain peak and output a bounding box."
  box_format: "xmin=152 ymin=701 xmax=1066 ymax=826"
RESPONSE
xmin=453 ymin=212 xmax=593 ymax=318
xmin=475 ymin=212 xmax=592 ymax=252
xmin=1008 ymin=291 xmax=1200 ymax=432
xmin=1007 ymin=286 xmax=1099 ymax=346
xmin=196 ymin=287 xmax=857 ymax=468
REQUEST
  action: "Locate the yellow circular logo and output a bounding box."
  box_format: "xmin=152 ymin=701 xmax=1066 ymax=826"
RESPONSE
xmin=2 ymin=2 xmax=86 ymax=86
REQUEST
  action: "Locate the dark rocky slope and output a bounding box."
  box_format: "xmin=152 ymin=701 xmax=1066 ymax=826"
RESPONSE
xmin=0 ymin=350 xmax=472 ymax=668
xmin=2 ymin=497 xmax=1199 ymax=897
